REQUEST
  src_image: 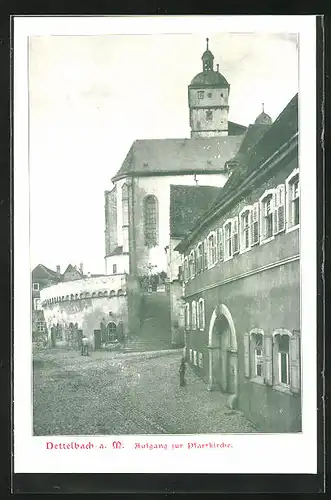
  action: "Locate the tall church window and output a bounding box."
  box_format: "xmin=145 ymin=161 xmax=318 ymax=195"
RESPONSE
xmin=206 ymin=110 xmax=213 ymax=121
xmin=144 ymin=195 xmax=158 ymax=247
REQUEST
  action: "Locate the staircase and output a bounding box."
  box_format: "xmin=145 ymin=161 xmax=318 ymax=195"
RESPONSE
xmin=124 ymin=291 xmax=172 ymax=352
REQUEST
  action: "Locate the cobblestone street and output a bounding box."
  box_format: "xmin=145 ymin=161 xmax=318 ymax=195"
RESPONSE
xmin=33 ymin=348 xmax=257 ymax=435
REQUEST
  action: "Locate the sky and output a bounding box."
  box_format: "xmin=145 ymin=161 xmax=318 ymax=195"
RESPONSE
xmin=29 ymin=32 xmax=299 ymax=274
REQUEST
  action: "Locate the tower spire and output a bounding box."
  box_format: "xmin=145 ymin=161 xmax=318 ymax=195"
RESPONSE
xmin=262 ymin=102 xmax=265 ymax=113
xmin=202 ymin=37 xmax=214 ymax=71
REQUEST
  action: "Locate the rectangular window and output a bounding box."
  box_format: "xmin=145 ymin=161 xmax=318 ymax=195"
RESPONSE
xmin=189 ymin=251 xmax=195 ymax=278
xmin=224 ymin=222 xmax=232 ymax=260
xmin=189 ymin=348 xmax=193 ymax=362
xmin=192 ymin=301 xmax=197 ymax=330
xmin=33 ymin=298 xmax=41 ymax=310
xmin=290 ymin=176 xmax=300 ymax=227
xmin=240 ymin=209 xmax=251 ymax=251
xmin=185 ymin=303 xmax=190 ymax=330
xmin=254 ymin=334 xmax=263 ymax=377
xmin=260 ymin=193 xmax=274 ymax=241
xmin=33 ymin=282 xmax=39 ymax=291
xmin=274 ymin=185 xmax=286 ymax=234
xmin=37 ymin=321 xmax=45 ymax=332
xmin=193 ymin=351 xmax=197 ymax=366
xmin=277 ymin=334 xmax=290 ymax=385
xmin=113 ymin=264 xmax=117 ymax=274
xmin=197 ymin=91 xmax=204 ymax=99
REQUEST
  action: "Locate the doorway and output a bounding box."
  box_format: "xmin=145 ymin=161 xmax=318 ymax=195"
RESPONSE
xmin=208 ymin=304 xmax=238 ymax=396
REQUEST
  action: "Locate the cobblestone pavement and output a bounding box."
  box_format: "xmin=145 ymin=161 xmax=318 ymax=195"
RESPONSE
xmin=33 ymin=347 xmax=257 ymax=435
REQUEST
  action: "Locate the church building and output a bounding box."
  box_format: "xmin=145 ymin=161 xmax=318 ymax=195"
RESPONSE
xmin=103 ymin=39 xmax=274 ymax=350
xmin=104 ymin=39 xmax=247 ymax=280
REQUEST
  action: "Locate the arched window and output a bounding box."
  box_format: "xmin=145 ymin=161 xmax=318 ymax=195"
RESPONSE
xmin=122 ymin=183 xmax=129 ymax=226
xmin=109 ymin=290 xmax=116 ymax=297
xmin=144 ymin=195 xmax=158 ymax=247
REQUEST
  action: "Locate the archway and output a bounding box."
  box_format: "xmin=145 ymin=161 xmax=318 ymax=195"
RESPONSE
xmin=207 ymin=304 xmax=238 ymax=396
xmin=105 ymin=322 xmax=117 ymax=342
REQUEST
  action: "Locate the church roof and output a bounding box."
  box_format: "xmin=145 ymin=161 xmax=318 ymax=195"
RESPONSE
xmin=112 ymin=132 xmax=245 ymax=182
xmin=170 ymin=185 xmax=220 ymax=238
xmin=190 ymin=70 xmax=230 ymax=88
xmin=226 ymin=123 xmax=272 ymax=169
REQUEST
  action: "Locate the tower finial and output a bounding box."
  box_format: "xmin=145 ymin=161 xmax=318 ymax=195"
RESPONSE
xmin=206 ymin=37 xmax=209 ymax=50
xmin=262 ymin=102 xmax=265 ymax=113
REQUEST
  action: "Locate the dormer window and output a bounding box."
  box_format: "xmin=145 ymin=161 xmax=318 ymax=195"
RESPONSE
xmin=207 ymin=92 xmax=212 ymax=98
xmin=197 ymin=91 xmax=204 ymax=99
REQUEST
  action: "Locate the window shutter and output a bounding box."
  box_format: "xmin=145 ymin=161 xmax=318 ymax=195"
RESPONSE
xmin=204 ymin=238 xmax=208 ymax=269
xmin=273 ymin=191 xmax=279 ymax=235
xmin=290 ymin=331 xmax=301 ymax=394
xmin=232 ymin=216 xmax=239 ymax=254
xmin=251 ymin=202 xmax=259 ymax=245
xmin=218 ymin=228 xmax=224 ymax=261
xmin=264 ymin=335 xmax=273 ymax=386
xmin=214 ymin=231 xmax=218 ymax=263
xmin=244 ymin=332 xmax=250 ymax=378
xmin=277 ymin=185 xmax=286 ymax=232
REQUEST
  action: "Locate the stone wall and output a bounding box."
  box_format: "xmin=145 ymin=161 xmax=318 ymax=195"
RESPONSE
xmin=40 ymin=275 xmax=128 ymax=349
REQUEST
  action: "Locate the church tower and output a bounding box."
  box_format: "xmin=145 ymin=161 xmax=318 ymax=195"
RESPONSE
xmin=188 ymin=38 xmax=230 ymax=138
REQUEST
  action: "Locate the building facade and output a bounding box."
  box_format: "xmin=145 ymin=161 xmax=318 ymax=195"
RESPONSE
xmin=176 ymin=94 xmax=301 ymax=432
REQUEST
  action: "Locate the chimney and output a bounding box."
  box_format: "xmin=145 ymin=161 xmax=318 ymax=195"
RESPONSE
xmin=216 ymin=64 xmax=219 ymax=72
xmin=56 ymin=265 xmax=61 ymax=277
xmin=80 ymin=262 xmax=84 ymax=275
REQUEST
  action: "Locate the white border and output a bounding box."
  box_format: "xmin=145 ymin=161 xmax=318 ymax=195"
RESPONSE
xmin=14 ymin=15 xmax=317 ymax=474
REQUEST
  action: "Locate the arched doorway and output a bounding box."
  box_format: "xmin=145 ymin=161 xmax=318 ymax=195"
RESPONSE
xmin=208 ymin=304 xmax=238 ymax=396
xmin=106 ymin=322 xmax=117 ymax=342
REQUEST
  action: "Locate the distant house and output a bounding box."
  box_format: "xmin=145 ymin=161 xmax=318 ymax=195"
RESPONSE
xmin=31 ymin=264 xmax=62 ymax=338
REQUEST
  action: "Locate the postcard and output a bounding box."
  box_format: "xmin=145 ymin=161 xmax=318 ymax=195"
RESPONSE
xmin=14 ymin=15 xmax=318 ymax=475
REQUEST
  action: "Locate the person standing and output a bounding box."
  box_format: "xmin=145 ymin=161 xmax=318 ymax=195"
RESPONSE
xmin=81 ymin=335 xmax=89 ymax=356
xmin=179 ymin=357 xmax=186 ymax=387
